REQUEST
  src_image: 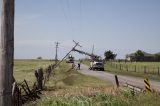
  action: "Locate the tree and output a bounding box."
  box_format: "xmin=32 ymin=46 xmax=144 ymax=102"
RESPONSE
xmin=37 ymin=56 xmax=42 ymax=60
xmin=134 ymin=50 xmax=144 ymax=61
xmin=104 ymin=50 xmax=117 ymax=61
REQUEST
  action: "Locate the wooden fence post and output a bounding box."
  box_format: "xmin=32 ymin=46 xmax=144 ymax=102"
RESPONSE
xmin=35 ymin=68 xmax=44 ymax=90
xmin=115 ymin=75 xmax=119 ymax=87
xmin=43 ymin=65 xmax=52 ymax=86
xmin=135 ymin=65 xmax=136 ymax=72
xmin=126 ymin=65 xmax=128 ymax=71
xmin=0 ymin=0 xmax=14 ymax=106
xmin=38 ymin=68 xmax=44 ymax=90
xmin=158 ymin=67 xmax=159 ymax=75
xmin=120 ymin=64 xmax=121 ymax=70
xmin=144 ymin=66 xmax=146 ymax=74
xmin=153 ymin=68 xmax=154 ymax=74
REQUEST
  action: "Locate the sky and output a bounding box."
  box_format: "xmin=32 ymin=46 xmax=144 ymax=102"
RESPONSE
xmin=0 ymin=0 xmax=160 ymax=59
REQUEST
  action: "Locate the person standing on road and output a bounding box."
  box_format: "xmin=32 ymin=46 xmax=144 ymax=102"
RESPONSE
xmin=78 ymin=62 xmax=81 ymax=70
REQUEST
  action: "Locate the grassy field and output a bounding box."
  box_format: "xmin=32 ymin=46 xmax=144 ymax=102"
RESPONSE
xmin=107 ymin=62 xmax=160 ymax=73
xmin=14 ymin=59 xmax=53 ymax=86
xmin=14 ymin=60 xmax=160 ymax=106
xmin=105 ymin=62 xmax=160 ymax=81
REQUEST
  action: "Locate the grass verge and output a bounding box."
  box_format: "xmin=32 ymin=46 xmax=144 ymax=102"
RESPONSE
xmin=28 ymin=90 xmax=160 ymax=106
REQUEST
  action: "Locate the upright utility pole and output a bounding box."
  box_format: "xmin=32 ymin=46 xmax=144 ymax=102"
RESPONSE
xmin=0 ymin=0 xmax=14 ymax=106
xmin=55 ymin=42 xmax=59 ymax=64
xmin=92 ymin=45 xmax=94 ymax=55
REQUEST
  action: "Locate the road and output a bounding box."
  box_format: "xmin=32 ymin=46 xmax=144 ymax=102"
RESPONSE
xmin=77 ymin=64 xmax=160 ymax=92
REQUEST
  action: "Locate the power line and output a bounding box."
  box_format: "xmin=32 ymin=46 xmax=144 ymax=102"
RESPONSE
xmin=59 ymin=0 xmax=69 ymax=24
xmin=79 ymin=0 xmax=82 ymax=34
xmin=59 ymin=0 xmax=74 ymax=40
xmin=66 ymin=0 xmax=73 ymax=26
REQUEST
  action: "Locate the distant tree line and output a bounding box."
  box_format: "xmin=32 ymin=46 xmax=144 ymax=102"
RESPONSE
xmin=81 ymin=50 xmax=160 ymax=62
xmin=126 ymin=50 xmax=160 ymax=62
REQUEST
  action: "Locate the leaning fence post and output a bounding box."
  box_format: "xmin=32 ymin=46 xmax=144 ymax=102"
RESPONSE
xmin=115 ymin=75 xmax=119 ymax=87
xmin=38 ymin=68 xmax=44 ymax=90
xmin=35 ymin=68 xmax=44 ymax=90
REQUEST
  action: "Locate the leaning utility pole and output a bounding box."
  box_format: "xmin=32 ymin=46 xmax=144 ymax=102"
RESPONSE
xmin=55 ymin=42 xmax=59 ymax=64
xmin=0 ymin=0 xmax=14 ymax=106
xmin=54 ymin=40 xmax=81 ymax=68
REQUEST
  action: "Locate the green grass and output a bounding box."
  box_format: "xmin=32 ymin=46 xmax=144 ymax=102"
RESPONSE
xmin=28 ymin=91 xmax=160 ymax=106
xmin=15 ymin=60 xmax=160 ymax=106
xmin=39 ymin=61 xmax=112 ymax=99
xmin=105 ymin=62 xmax=160 ymax=81
xmin=14 ymin=60 xmax=112 ymax=105
xmin=107 ymin=62 xmax=160 ymax=73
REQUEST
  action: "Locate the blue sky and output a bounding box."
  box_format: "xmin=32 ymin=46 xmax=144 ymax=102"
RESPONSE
xmin=0 ymin=0 xmax=160 ymax=59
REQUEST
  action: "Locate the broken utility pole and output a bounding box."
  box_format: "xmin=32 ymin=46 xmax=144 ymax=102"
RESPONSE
xmin=54 ymin=40 xmax=81 ymax=69
xmin=0 ymin=0 xmax=14 ymax=106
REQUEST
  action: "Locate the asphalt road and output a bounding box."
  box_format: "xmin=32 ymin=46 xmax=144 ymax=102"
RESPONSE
xmin=77 ymin=64 xmax=160 ymax=92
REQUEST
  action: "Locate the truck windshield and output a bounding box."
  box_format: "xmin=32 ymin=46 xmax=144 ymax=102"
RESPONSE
xmin=96 ymin=63 xmax=102 ymax=65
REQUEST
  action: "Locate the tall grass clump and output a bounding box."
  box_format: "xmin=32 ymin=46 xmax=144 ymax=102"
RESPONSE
xmin=31 ymin=91 xmax=160 ymax=106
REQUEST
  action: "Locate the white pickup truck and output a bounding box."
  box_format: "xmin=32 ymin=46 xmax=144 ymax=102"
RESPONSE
xmin=89 ymin=61 xmax=104 ymax=71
